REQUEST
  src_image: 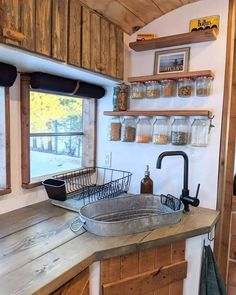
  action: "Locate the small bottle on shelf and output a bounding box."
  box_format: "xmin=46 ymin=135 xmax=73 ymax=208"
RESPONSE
xmin=140 ymin=165 xmax=153 ymax=194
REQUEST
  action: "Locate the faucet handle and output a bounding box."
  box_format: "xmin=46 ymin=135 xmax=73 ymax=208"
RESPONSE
xmin=195 ymin=183 xmax=200 ymax=199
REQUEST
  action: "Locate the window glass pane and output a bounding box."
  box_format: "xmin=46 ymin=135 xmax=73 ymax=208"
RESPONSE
xmin=30 ymin=91 xmax=83 ymax=133
xmin=0 ymin=87 xmax=6 ymax=188
xmin=30 ymin=135 xmax=83 ymax=179
xmin=29 ymin=91 xmax=83 ymax=180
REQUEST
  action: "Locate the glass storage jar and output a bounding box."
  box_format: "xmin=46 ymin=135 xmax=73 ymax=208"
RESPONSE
xmin=130 ymin=82 xmax=146 ymax=99
xmin=145 ymin=80 xmax=161 ymax=98
xmin=121 ymin=116 xmax=136 ymax=142
xmin=196 ymin=76 xmax=213 ymax=96
xmin=136 ymin=116 xmax=152 ymax=143
xmin=107 ymin=117 xmax=121 ymax=141
xmin=152 ymin=116 xmax=170 ymax=145
xmin=191 ymin=116 xmax=210 ymax=147
xmin=161 ymin=79 xmax=177 ymax=97
xmin=177 ymin=78 xmax=194 ymax=97
xmin=171 ymin=116 xmax=190 ymax=145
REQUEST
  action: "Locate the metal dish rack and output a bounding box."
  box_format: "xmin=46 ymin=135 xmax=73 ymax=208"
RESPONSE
xmin=43 ymin=167 xmax=132 ymax=204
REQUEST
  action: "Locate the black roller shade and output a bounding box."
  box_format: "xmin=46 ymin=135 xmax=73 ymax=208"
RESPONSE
xmin=30 ymin=72 xmax=105 ymax=99
xmin=0 ymin=62 xmax=17 ymax=87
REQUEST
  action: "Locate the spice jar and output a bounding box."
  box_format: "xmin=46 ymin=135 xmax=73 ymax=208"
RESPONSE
xmin=145 ymin=81 xmax=161 ymax=98
xmin=152 ymin=116 xmax=170 ymax=145
xmin=107 ymin=117 xmax=121 ymax=141
xmin=121 ymin=116 xmax=136 ymax=142
xmin=130 ymin=82 xmax=146 ymax=99
xmin=196 ymin=76 xmax=213 ymax=96
xmin=191 ymin=116 xmax=210 ymax=147
xmin=177 ymin=78 xmax=194 ymax=97
xmin=118 ymin=83 xmax=129 ymax=111
xmin=136 ymin=116 xmax=152 ymax=143
xmin=161 ymin=79 xmax=176 ymax=97
xmin=171 ymin=116 xmax=190 ymax=145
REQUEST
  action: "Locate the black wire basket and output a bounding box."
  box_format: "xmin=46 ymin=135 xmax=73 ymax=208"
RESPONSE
xmin=43 ymin=167 xmax=132 ymax=203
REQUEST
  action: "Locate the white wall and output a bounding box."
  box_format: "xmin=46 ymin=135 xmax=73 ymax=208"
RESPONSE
xmin=96 ymin=1 xmax=229 ymax=294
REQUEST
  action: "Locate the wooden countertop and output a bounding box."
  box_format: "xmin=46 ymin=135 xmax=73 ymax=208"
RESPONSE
xmin=0 ymin=200 xmax=219 ymax=295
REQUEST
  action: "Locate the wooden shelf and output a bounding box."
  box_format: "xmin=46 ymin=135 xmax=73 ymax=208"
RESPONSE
xmin=128 ymin=70 xmax=214 ymax=83
xmin=129 ymin=28 xmax=218 ymax=52
xmin=104 ymin=110 xmax=214 ymax=118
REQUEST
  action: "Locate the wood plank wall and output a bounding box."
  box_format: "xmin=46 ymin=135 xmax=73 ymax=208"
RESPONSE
xmin=101 ymin=240 xmax=186 ymax=295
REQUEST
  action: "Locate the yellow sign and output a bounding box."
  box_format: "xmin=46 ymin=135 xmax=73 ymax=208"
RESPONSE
xmin=189 ymin=15 xmax=219 ymax=32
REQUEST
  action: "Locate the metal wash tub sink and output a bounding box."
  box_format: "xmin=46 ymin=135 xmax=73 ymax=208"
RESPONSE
xmin=76 ymin=194 xmax=184 ymax=236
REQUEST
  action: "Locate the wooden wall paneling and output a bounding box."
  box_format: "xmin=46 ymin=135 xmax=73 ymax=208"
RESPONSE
xmin=117 ymin=0 xmax=163 ymax=24
xmin=101 ymin=256 xmax=121 ymax=284
xmin=116 ymin=27 xmax=124 ymax=80
xmin=81 ymin=5 xmax=91 ymax=69
xmin=68 ymin=0 xmax=82 ymax=67
xmin=230 ymin=235 xmax=236 ymax=260
xmin=51 ymin=267 xmax=89 ymax=295
xmin=151 ymin=0 xmax=182 ymax=14
xmin=120 ymin=252 xmax=139 ymax=278
xmin=100 ymin=18 xmax=110 ymax=75
xmin=228 ymin=285 xmax=236 ymax=295
xmin=35 ymin=0 xmax=52 ymax=56
xmin=169 ymin=240 xmax=186 ymax=295
xmin=228 ymin=261 xmax=236 ymax=287
xmin=52 ymin=0 xmax=69 ymax=62
xmin=1 ymin=0 xmax=20 ymax=45
xmin=109 ymin=23 xmax=117 ymax=78
xmin=20 ymin=0 xmax=35 ymax=51
xmin=20 ymin=75 xmax=31 ymax=186
xmin=214 ymin=0 xmax=236 ymax=281
xmin=90 ymin=12 xmax=101 ymax=72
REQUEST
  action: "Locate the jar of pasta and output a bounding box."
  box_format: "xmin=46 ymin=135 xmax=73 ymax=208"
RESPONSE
xmin=177 ymin=78 xmax=194 ymax=97
xmin=130 ymin=82 xmax=146 ymax=99
xmin=145 ymin=80 xmax=161 ymax=98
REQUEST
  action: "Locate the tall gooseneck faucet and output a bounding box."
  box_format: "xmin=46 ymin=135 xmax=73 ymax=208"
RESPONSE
xmin=156 ymin=151 xmax=200 ymax=212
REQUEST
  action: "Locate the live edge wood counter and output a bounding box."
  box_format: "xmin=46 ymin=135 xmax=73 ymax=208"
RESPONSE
xmin=0 ymin=201 xmax=219 ymax=295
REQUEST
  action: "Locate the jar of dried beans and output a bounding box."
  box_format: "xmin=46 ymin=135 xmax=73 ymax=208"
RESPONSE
xmin=177 ymin=78 xmax=194 ymax=97
xmin=107 ymin=117 xmax=121 ymax=141
xmin=152 ymin=116 xmax=170 ymax=145
xmin=121 ymin=116 xmax=136 ymax=142
xmin=161 ymin=79 xmax=176 ymax=97
xmin=136 ymin=116 xmax=152 ymax=143
xmin=171 ymin=117 xmax=190 ymax=145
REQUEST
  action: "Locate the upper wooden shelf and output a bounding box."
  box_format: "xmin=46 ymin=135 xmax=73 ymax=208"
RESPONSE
xmin=129 ymin=28 xmax=218 ymax=52
xmin=128 ymin=70 xmax=214 ymax=83
xmin=104 ymin=110 xmax=214 ymax=118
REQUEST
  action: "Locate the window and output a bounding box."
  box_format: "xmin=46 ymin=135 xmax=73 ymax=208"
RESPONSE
xmin=21 ymin=75 xmax=96 ymax=188
xmin=0 ymin=87 xmax=11 ymax=195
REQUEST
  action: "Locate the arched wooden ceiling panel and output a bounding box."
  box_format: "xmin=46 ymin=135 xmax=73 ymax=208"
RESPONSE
xmin=80 ymin=0 xmax=200 ymax=34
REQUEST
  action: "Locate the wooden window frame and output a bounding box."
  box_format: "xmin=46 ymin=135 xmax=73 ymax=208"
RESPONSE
xmin=0 ymin=87 xmax=11 ymax=196
xmin=20 ymin=74 xmax=97 ymax=189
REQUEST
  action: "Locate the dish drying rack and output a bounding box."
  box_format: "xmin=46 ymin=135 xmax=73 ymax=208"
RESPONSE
xmin=43 ymin=167 xmax=132 ymax=205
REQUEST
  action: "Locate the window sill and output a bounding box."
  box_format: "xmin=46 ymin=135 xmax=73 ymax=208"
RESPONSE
xmin=0 ymin=188 xmax=12 ymax=196
xmin=22 ymin=182 xmax=42 ymax=189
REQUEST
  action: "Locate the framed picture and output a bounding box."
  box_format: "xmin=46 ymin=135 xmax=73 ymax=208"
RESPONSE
xmin=154 ymin=47 xmax=190 ymax=75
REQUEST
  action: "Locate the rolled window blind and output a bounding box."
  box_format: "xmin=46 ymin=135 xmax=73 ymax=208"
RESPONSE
xmin=30 ymin=72 xmax=106 ymax=99
xmin=0 ymin=62 xmax=17 ymax=87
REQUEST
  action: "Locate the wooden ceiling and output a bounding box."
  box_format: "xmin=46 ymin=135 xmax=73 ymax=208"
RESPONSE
xmin=80 ymin=0 xmax=199 ymax=35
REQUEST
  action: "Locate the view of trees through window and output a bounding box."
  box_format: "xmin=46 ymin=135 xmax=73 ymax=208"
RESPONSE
xmin=30 ymin=91 xmax=83 ymax=179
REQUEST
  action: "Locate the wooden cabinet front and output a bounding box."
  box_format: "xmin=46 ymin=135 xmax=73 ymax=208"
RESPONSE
xmin=0 ymin=0 xmax=124 ymax=79
xmin=101 ymin=240 xmax=187 ymax=295
xmin=51 ymin=267 xmax=89 ymax=295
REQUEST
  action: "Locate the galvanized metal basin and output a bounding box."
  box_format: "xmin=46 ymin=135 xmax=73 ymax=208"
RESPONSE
xmin=78 ymin=194 xmax=184 ymax=236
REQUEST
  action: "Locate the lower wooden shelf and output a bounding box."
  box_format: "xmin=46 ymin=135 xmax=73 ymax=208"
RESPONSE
xmin=104 ymin=109 xmax=214 ymax=118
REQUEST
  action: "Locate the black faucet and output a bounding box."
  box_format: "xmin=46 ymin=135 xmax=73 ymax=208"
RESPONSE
xmin=156 ymin=151 xmax=200 ymax=212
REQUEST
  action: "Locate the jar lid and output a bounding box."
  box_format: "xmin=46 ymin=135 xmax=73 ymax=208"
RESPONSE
xmin=132 ymin=81 xmax=144 ymax=84
xmin=161 ymin=79 xmax=174 ymax=82
xmin=123 ymin=116 xmax=136 ymax=119
xmin=174 ymin=116 xmax=188 ymax=119
xmin=139 ymin=116 xmax=150 ymax=119
xmin=195 ymin=76 xmax=213 ymax=80
xmin=178 ymin=77 xmax=193 ymax=81
xmin=145 ymin=80 xmax=159 ymax=83
xmin=155 ymin=116 xmax=169 ymax=119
